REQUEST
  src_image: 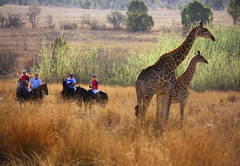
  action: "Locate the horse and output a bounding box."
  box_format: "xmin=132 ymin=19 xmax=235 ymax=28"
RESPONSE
xmin=31 ymin=83 xmax=48 ymax=100
xmin=76 ymin=86 xmax=108 ymax=107
xmin=61 ymin=79 xmax=75 ymax=99
xmin=16 ymin=79 xmax=30 ymax=103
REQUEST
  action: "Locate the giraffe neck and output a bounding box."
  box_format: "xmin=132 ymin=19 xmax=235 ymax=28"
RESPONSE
xmin=157 ymin=27 xmax=198 ymax=70
xmin=177 ymin=57 xmax=198 ymax=87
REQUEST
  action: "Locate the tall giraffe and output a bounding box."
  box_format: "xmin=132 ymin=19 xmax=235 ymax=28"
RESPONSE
xmin=135 ymin=21 xmax=215 ymax=120
xmin=160 ymin=51 xmax=208 ymax=123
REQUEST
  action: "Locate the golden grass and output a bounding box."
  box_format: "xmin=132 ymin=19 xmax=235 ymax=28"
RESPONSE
xmin=0 ymin=81 xmax=240 ymax=165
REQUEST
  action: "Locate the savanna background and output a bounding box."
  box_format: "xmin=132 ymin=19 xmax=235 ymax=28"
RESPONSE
xmin=0 ymin=0 xmax=240 ymax=165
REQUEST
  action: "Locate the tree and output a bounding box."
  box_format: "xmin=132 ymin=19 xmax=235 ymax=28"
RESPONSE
xmin=126 ymin=0 xmax=154 ymax=32
xmin=204 ymin=0 xmax=225 ymax=9
xmin=213 ymin=0 xmax=224 ymax=9
xmin=227 ymin=0 xmax=240 ymax=24
xmin=82 ymin=0 xmax=91 ymax=9
xmin=181 ymin=0 xmax=213 ymax=29
xmin=27 ymin=5 xmax=41 ymax=29
xmin=0 ymin=0 xmax=6 ymax=6
xmin=66 ymin=0 xmax=72 ymax=7
xmin=81 ymin=14 xmax=99 ymax=30
xmin=0 ymin=13 xmax=5 ymax=27
xmin=106 ymin=11 xmax=126 ymax=30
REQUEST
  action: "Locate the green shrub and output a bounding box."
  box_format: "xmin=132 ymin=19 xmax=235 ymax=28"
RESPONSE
xmin=34 ymin=25 xmax=240 ymax=91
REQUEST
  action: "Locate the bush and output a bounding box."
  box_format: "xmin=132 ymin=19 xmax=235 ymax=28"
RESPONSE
xmin=181 ymin=0 xmax=213 ymax=29
xmin=106 ymin=11 xmax=126 ymax=30
xmin=0 ymin=13 xmax=5 ymax=27
xmin=46 ymin=14 xmax=54 ymax=29
xmin=126 ymin=0 xmax=154 ymax=32
xmin=5 ymin=14 xmax=25 ymax=28
xmin=60 ymin=22 xmax=77 ymax=30
xmin=35 ymin=25 xmax=240 ymax=91
xmin=0 ymin=49 xmax=20 ymax=74
xmin=81 ymin=15 xmax=99 ymax=30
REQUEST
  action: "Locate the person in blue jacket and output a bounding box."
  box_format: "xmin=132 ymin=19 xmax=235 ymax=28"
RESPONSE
xmin=30 ymin=73 xmax=42 ymax=96
xmin=67 ymin=73 xmax=76 ymax=94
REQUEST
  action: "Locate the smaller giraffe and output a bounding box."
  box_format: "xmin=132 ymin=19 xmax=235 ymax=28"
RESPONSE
xmin=158 ymin=51 xmax=208 ymax=123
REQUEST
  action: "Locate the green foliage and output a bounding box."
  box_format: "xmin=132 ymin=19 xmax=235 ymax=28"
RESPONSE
xmin=127 ymin=0 xmax=148 ymax=13
xmin=35 ymin=25 xmax=239 ymax=91
xmin=0 ymin=0 xmax=6 ymax=6
xmin=178 ymin=3 xmax=183 ymax=10
xmin=205 ymin=0 xmax=225 ymax=9
xmin=106 ymin=11 xmax=126 ymax=30
xmin=181 ymin=0 xmax=213 ymax=29
xmin=227 ymin=0 xmax=240 ymax=24
xmin=82 ymin=0 xmax=91 ymax=9
xmin=126 ymin=0 xmax=154 ymax=32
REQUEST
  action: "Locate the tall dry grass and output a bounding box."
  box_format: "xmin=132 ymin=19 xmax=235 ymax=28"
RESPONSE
xmin=0 ymin=81 xmax=240 ymax=165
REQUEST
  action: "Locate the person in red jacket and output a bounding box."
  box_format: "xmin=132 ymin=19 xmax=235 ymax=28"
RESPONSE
xmin=20 ymin=70 xmax=30 ymax=92
xmin=91 ymin=74 xmax=98 ymax=94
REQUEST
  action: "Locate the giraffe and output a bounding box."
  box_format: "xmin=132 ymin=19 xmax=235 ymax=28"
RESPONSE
xmin=135 ymin=21 xmax=215 ymax=120
xmin=160 ymin=51 xmax=208 ymax=124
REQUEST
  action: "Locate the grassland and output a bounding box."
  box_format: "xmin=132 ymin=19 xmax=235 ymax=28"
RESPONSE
xmin=0 ymin=5 xmax=239 ymax=165
xmin=0 ymin=5 xmax=234 ymax=71
xmin=0 ymin=81 xmax=240 ymax=165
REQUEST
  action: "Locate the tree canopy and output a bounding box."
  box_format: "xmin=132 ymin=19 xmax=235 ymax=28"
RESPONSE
xmin=227 ymin=0 xmax=240 ymax=24
xmin=106 ymin=11 xmax=126 ymax=30
xmin=126 ymin=0 xmax=154 ymax=32
xmin=181 ymin=0 xmax=213 ymax=29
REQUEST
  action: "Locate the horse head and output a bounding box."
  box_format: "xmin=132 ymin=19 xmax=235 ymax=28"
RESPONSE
xmin=63 ymin=79 xmax=67 ymax=89
xmin=42 ymin=83 xmax=48 ymax=95
xmin=18 ymin=78 xmax=23 ymax=87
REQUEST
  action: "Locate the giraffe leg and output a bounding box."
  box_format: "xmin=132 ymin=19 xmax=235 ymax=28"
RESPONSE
xmin=179 ymin=101 xmax=186 ymax=126
xmin=164 ymin=91 xmax=173 ymax=120
xmin=141 ymin=99 xmax=151 ymax=119
xmin=180 ymin=92 xmax=188 ymax=126
xmin=156 ymin=94 xmax=164 ymax=121
xmin=160 ymin=95 xmax=166 ymax=119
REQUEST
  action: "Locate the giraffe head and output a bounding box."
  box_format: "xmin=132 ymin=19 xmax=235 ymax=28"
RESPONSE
xmin=194 ymin=51 xmax=208 ymax=64
xmin=196 ymin=21 xmax=215 ymax=41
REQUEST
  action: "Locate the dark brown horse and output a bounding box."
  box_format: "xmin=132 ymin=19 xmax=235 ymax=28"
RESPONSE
xmin=76 ymin=86 xmax=108 ymax=107
xmin=31 ymin=83 xmax=48 ymax=100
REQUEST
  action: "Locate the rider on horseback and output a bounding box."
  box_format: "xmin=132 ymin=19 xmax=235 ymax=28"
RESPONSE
xmin=67 ymin=73 xmax=76 ymax=94
xmin=89 ymin=74 xmax=100 ymax=100
xmin=30 ymin=73 xmax=42 ymax=98
xmin=20 ymin=70 xmax=30 ymax=92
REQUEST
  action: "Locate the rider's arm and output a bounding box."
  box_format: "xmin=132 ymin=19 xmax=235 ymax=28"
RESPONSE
xmin=39 ymin=79 xmax=41 ymax=86
xmin=66 ymin=79 xmax=71 ymax=86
